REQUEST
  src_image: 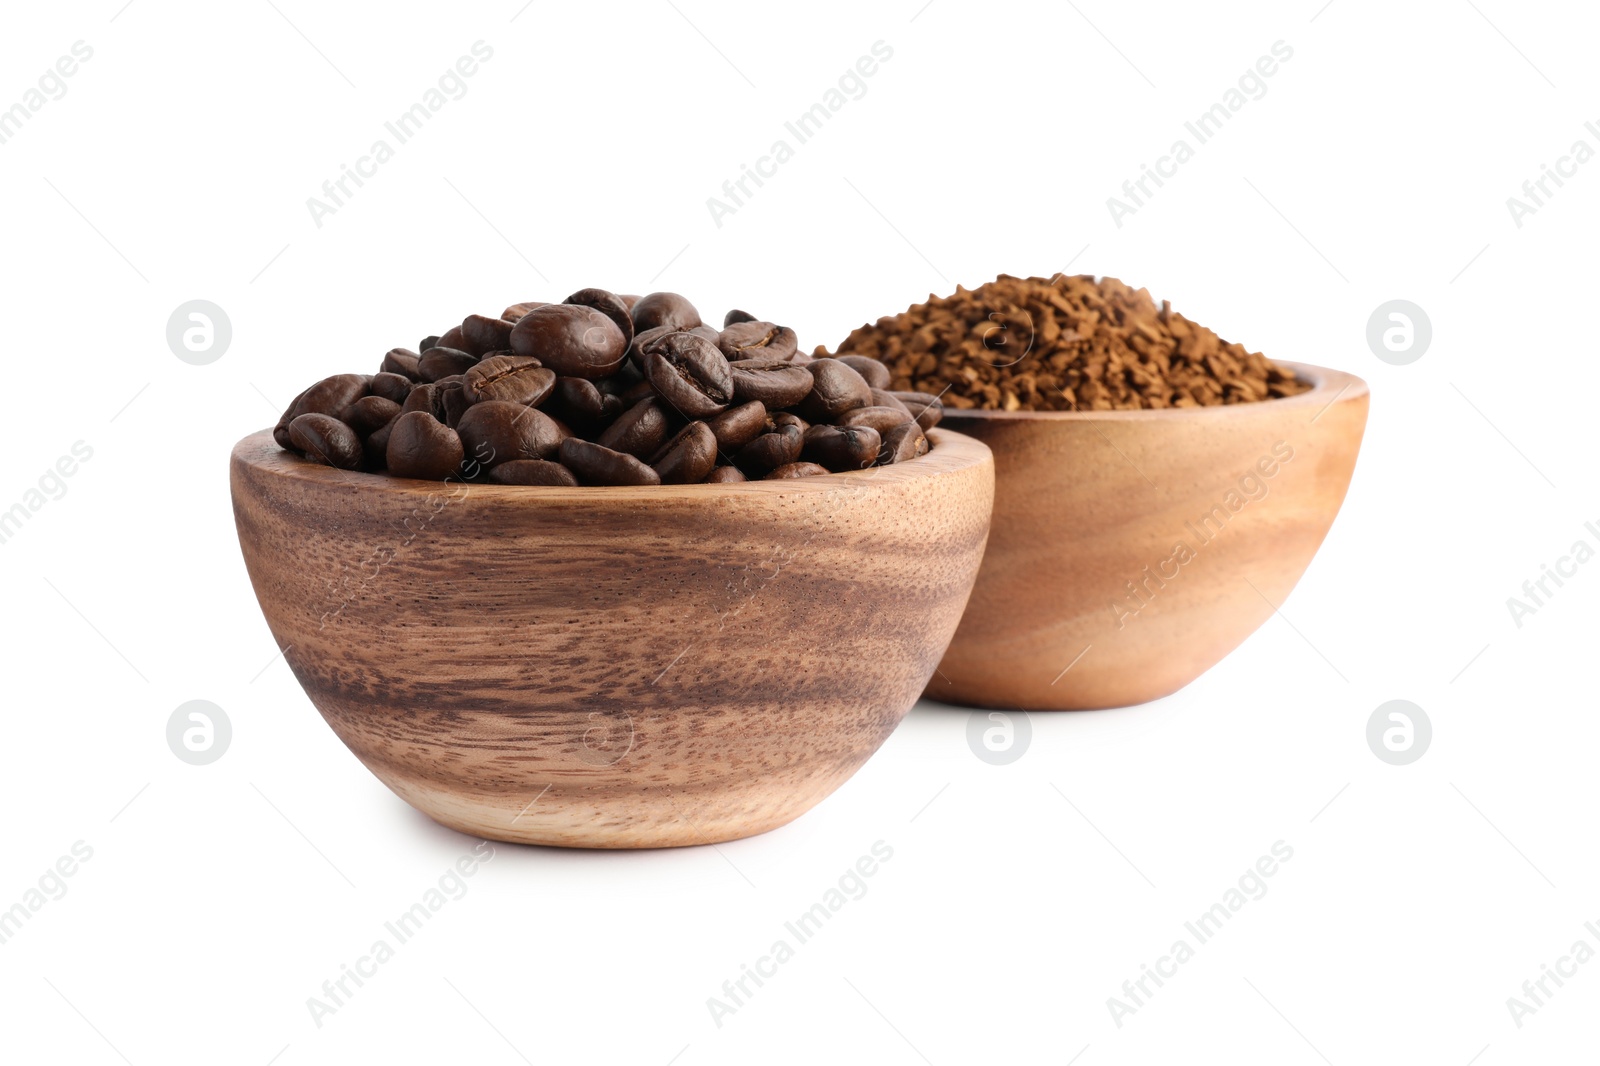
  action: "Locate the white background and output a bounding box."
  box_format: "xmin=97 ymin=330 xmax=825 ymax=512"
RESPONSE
xmin=1 ymin=1 xmax=1595 ymax=1063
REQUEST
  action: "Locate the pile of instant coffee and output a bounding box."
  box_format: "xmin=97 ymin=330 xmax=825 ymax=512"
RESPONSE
xmin=273 ymin=289 xmax=943 ymax=485
xmin=824 ymin=274 xmax=1309 ymax=412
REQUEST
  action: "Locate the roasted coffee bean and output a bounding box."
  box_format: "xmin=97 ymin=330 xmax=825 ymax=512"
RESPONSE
xmin=273 ymin=389 xmax=309 ymax=448
xmin=650 ymin=421 xmax=718 ymax=484
xmin=596 ymin=396 xmax=671 ymax=458
xmin=370 ymin=372 xmax=414 ymax=405
xmin=765 ymin=462 xmax=829 ymax=479
xmin=365 ymin=418 xmax=395 ymax=469
xmin=550 ymin=376 xmax=625 ymax=427
xmin=879 ymin=420 xmax=929 ymax=464
xmin=705 ymin=400 xmax=767 ymax=451
xmin=837 ymin=355 xmax=891 ymax=390
xmin=418 ymin=335 xmax=441 ymax=354
xmin=870 ymin=387 xmax=913 ymax=414
xmin=643 ymin=332 xmax=733 ymax=418
xmin=463 ymin=355 xmax=555 ymax=406
xmin=625 ymin=325 xmax=670 ymax=373
xmin=734 ymin=418 xmax=804 ymax=475
xmin=630 ymin=291 xmax=701 ymax=333
xmin=275 ymin=374 xmax=369 ymax=447
xmin=890 ymin=390 xmax=943 ymax=430
xmin=796 ymin=358 xmax=872 ymax=422
xmin=437 ymin=325 xmax=466 ymax=350
xmin=801 ymin=423 xmax=881 ymax=472
xmin=343 ymin=395 xmax=402 ymax=437
xmin=457 ymin=400 xmax=564 ymax=466
xmin=723 ymin=308 xmax=757 ymax=327
xmin=288 ymin=413 xmax=363 ymax=470
xmin=418 ymin=346 xmax=478 ymax=382
xmin=619 ymin=378 xmax=657 ymax=406
xmin=432 ymin=380 xmax=472 ymax=428
xmin=728 ymin=358 xmax=813 ymax=408
xmin=297 ymin=373 xmax=369 ymax=418
xmin=838 ymin=404 xmax=913 ymax=434
xmin=706 ymin=465 xmax=747 ymax=483
xmin=381 ymin=348 xmax=423 ymax=380
xmin=460 ymin=314 xmax=516 ymax=356
xmin=501 ymin=301 xmax=546 ymax=323
xmin=486 ymin=459 xmax=579 ymax=486
xmin=596 ymin=360 xmax=645 ymax=395
xmin=401 ymin=383 xmax=436 ymax=416
xmin=564 ymin=288 xmax=634 ymax=350
xmin=387 ymin=411 xmax=464 ymax=480
xmin=510 ymin=303 xmax=628 ymax=378
xmin=559 ymin=438 xmax=661 ymax=486
xmin=628 ymin=324 xmax=676 ymax=357
xmin=717 ymin=321 xmax=798 ymax=361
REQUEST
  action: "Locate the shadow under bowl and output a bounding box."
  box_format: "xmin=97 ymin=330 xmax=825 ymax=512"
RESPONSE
xmin=230 ymin=428 xmax=993 ymax=848
xmin=926 ymin=361 xmax=1368 ymax=710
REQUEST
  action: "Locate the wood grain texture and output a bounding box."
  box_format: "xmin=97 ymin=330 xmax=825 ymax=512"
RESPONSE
xmin=231 ymin=428 xmax=993 ymax=848
xmin=928 ymin=362 xmax=1368 ymax=710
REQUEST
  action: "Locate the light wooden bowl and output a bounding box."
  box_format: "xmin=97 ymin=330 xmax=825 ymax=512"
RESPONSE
xmin=231 ymin=428 xmax=992 ymax=848
xmin=927 ymin=362 xmax=1368 ymax=710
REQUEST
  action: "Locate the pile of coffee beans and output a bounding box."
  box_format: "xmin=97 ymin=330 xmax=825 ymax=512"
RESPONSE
xmin=273 ymin=289 xmax=945 ymax=485
xmin=824 ymin=274 xmax=1310 ymax=412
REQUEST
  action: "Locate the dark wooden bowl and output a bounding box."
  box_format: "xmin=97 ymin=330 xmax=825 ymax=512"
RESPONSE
xmin=231 ymin=428 xmax=993 ymax=848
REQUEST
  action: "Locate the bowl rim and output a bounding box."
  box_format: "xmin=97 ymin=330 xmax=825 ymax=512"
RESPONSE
xmin=931 ymin=361 xmax=1368 ymax=423
xmin=232 ymin=425 xmax=992 ymax=500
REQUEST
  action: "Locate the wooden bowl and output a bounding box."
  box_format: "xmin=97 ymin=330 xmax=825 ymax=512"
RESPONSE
xmin=230 ymin=429 xmax=993 ymax=848
xmin=927 ymin=362 xmax=1368 ymax=710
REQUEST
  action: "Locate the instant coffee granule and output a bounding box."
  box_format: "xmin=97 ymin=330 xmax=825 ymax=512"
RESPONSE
xmin=824 ymin=274 xmax=1310 ymax=412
